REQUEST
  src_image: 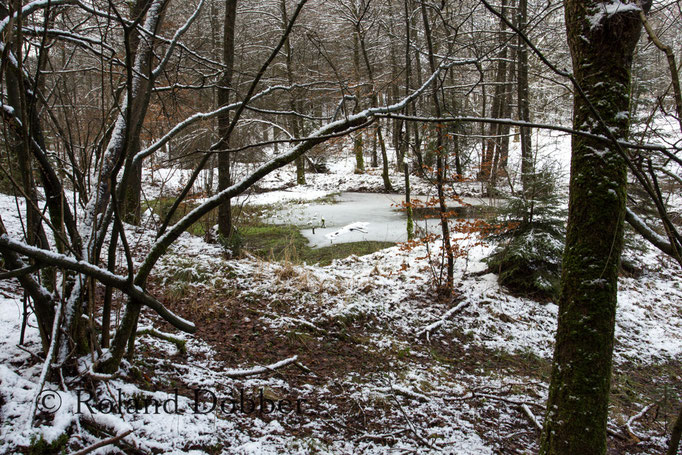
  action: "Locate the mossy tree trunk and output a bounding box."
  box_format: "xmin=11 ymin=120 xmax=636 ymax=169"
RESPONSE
xmin=354 ymin=132 xmax=365 ymax=174
xmin=539 ymin=1 xmax=643 ymax=454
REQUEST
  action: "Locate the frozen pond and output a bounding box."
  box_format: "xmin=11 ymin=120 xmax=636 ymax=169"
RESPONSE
xmin=267 ymin=192 xmax=500 ymax=248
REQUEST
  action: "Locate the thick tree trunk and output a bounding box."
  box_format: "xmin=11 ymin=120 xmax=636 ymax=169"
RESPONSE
xmin=540 ymin=1 xmax=643 ymax=453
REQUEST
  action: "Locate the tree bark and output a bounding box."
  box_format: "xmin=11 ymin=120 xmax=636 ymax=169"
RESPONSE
xmin=120 ymin=0 xmax=155 ymax=226
xmin=540 ymin=1 xmax=643 ymax=453
xmin=218 ymin=0 xmax=238 ymax=238
xmin=668 ymin=402 xmax=682 ymax=455
xmin=281 ymin=0 xmax=306 ymax=185
xmin=482 ymin=0 xmax=508 ymax=183
xmin=517 ymin=0 xmax=532 ymax=192
xmin=420 ymin=0 xmax=453 ymax=289
xmin=354 ymin=132 xmax=365 ymax=173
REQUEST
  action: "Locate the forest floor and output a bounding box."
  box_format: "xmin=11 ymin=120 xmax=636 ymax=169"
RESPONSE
xmin=1 ymin=146 xmax=681 ymax=454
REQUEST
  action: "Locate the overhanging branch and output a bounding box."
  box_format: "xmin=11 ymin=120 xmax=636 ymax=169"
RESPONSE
xmin=0 ymin=235 xmax=195 ymax=333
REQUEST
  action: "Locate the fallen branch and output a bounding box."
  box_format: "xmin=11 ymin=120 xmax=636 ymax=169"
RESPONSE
xmin=249 ymin=308 xmax=350 ymax=342
xmin=79 ymin=416 xmax=146 ymax=455
xmin=417 ymin=300 xmax=470 ymax=341
xmin=293 ymin=361 xmax=315 ymax=376
xmin=358 ymin=429 xmax=409 ymax=441
xmin=248 ymin=308 xmax=328 ymax=335
xmin=137 ymin=327 xmax=187 ymax=354
xmin=224 ymin=355 xmax=298 ymax=378
xmin=377 ymin=385 xmax=429 ymax=403
xmin=474 ymin=392 xmax=544 ymax=409
xmin=70 ymin=429 xmax=134 ymax=455
xmin=17 ymin=345 xmax=44 ymax=362
xmin=521 ymin=404 xmax=542 ymax=431
xmin=389 ymin=389 xmax=439 ymax=450
xmin=626 ymin=403 xmax=654 ymax=442
xmin=608 ymin=425 xmax=627 ymax=441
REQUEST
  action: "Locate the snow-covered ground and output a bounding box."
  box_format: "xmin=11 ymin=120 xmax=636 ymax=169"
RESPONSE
xmin=1 ymin=132 xmax=681 ymax=453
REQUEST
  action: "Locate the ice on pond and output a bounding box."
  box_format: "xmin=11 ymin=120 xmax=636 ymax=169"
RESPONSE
xmin=269 ymin=192 xmax=499 ymax=248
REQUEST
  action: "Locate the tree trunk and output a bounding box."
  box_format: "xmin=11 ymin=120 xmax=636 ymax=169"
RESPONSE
xmin=494 ymin=44 xmax=516 ymax=180
xmin=378 ymin=123 xmax=393 ymax=192
xmin=420 ymin=0 xmax=453 ymax=289
xmin=668 ymin=402 xmax=682 ymax=455
xmin=281 ymin=0 xmax=306 ymax=185
xmin=120 ymin=0 xmax=154 ymax=226
xmin=404 ymin=162 xmax=414 ymax=240
xmin=517 ymin=0 xmax=532 ymax=193
xmin=540 ymin=1 xmax=643 ymax=453
xmin=354 ymin=132 xmax=365 ymax=174
xmin=371 ymin=126 xmax=379 ymax=167
xmin=218 ymin=0 xmax=238 ymax=238
xmin=482 ymin=0 xmax=508 ymax=183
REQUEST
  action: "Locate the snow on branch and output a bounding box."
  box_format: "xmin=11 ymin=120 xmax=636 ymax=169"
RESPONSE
xmin=626 ymin=403 xmax=654 ymax=442
xmin=0 ymin=0 xmax=77 ymax=37
xmin=132 ymin=84 xmax=306 ymax=168
xmin=224 ymin=355 xmax=299 ymax=378
xmin=0 ymin=234 xmax=195 ymax=333
xmin=625 ymin=208 xmax=679 ymax=258
xmin=379 ymin=114 xmax=676 ymax=154
xmin=417 ymin=300 xmax=470 ymax=341
xmin=152 ymin=0 xmax=206 ymax=78
xmin=137 ymin=59 xmax=456 ymax=282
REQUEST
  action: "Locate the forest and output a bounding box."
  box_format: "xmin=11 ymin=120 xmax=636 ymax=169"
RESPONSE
xmin=0 ymin=0 xmax=681 ymax=453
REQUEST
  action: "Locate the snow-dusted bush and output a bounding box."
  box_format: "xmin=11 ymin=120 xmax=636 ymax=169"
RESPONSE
xmin=485 ymin=164 xmax=566 ymax=301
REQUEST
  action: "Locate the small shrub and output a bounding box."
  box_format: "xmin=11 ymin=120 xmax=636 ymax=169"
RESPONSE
xmin=485 ymin=163 xmax=566 ymax=300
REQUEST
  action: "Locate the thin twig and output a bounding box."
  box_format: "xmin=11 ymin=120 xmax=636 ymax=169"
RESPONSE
xmin=389 ymin=387 xmax=439 ymax=450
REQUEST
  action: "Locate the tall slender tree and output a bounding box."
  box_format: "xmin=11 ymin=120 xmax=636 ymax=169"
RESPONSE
xmin=218 ymin=0 xmax=238 ymax=238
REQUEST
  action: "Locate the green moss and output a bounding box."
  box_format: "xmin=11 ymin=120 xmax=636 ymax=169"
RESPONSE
xmin=304 ymin=241 xmax=394 ymax=266
xmin=28 ymin=433 xmax=69 ymax=455
xmin=237 ymin=222 xmax=392 ymax=266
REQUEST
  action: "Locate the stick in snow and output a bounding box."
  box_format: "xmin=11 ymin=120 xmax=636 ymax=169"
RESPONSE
xmin=224 ymin=355 xmax=299 ymax=378
xmin=70 ymin=429 xmax=135 ymax=455
xmin=521 ymin=404 xmax=543 ymax=431
xmin=417 ymin=300 xmax=470 ymax=341
xmin=626 ymin=403 xmax=654 ymax=442
xmin=390 ymin=390 xmax=439 ymax=450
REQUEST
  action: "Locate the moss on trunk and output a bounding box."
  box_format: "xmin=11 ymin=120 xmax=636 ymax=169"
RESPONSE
xmin=540 ymin=1 xmax=643 ymax=454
